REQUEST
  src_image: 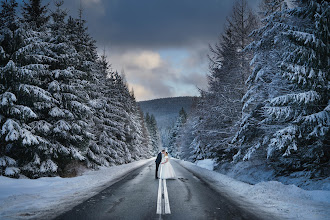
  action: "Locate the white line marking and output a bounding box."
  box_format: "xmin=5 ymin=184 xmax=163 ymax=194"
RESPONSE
xmin=156 ymin=165 xmax=171 ymax=215
xmin=156 ymin=167 xmax=162 ymax=214
xmin=163 ymin=179 xmax=171 ymax=214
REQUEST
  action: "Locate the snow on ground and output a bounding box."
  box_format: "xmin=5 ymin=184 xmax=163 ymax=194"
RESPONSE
xmin=217 ymin=160 xmax=330 ymax=191
xmin=0 ymin=158 xmax=153 ymax=220
xmin=177 ymin=159 xmax=330 ymax=220
xmin=195 ymin=159 xmax=215 ymax=170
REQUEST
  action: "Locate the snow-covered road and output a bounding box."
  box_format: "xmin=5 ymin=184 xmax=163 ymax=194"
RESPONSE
xmin=0 ymin=158 xmax=329 ymax=219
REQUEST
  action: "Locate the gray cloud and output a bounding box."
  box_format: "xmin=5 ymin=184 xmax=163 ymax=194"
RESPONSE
xmin=59 ymin=0 xmax=259 ymax=49
xmin=51 ymin=0 xmax=259 ymax=100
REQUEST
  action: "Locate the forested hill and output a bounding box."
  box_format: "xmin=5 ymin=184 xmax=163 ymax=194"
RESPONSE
xmin=138 ymin=96 xmax=196 ymax=129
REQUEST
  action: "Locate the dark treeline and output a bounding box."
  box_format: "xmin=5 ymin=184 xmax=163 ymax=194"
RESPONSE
xmin=169 ymin=0 xmax=329 ymax=181
xmin=145 ymin=112 xmax=161 ymax=153
xmin=0 ymin=0 xmax=155 ymax=178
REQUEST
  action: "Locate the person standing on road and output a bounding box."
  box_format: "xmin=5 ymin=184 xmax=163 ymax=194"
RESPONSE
xmin=155 ymin=149 xmax=165 ymax=179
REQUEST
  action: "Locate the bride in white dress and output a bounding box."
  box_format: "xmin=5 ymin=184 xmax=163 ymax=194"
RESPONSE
xmin=159 ymin=152 xmax=176 ymax=179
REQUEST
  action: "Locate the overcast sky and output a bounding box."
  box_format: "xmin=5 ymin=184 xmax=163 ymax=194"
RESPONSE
xmin=54 ymin=0 xmax=259 ymax=101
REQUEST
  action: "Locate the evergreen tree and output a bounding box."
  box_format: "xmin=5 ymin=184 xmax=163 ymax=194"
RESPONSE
xmin=167 ymin=108 xmax=187 ymax=157
xmin=0 ymin=0 xmax=20 ymax=66
xmin=175 ymin=98 xmax=200 ymax=160
xmin=87 ymin=55 xmax=127 ymax=166
xmin=145 ymin=113 xmax=161 ymax=155
xmin=44 ymin=0 xmax=91 ymax=174
xmin=187 ymin=0 xmax=258 ymax=162
xmin=0 ymin=0 xmax=63 ymax=178
xmin=266 ymin=0 xmax=329 ymax=176
xmin=22 ymin=0 xmax=49 ymax=30
xmin=259 ymin=0 xmax=285 ymax=18
xmin=228 ymin=0 xmax=259 ymax=93
xmin=233 ymin=0 xmax=288 ymax=161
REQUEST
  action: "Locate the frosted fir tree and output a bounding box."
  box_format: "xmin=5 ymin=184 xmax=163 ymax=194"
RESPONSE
xmin=187 ymin=0 xmax=258 ymax=163
xmin=0 ymin=0 xmax=23 ymax=177
xmin=126 ymin=92 xmax=152 ymax=160
xmin=86 ymin=52 xmax=126 ymax=166
xmin=0 ymin=0 xmax=57 ymax=177
xmin=22 ymin=0 xmax=49 ymax=30
xmin=258 ymin=0 xmax=285 ymax=18
xmin=233 ymin=0 xmax=288 ymax=161
xmin=0 ymin=0 xmax=20 ymax=66
xmin=14 ymin=0 xmax=67 ymax=177
xmin=227 ymin=0 xmax=259 ymax=94
xmin=66 ymin=6 xmax=98 ymax=69
xmin=0 ymin=61 xmax=39 ymax=177
xmin=266 ymin=0 xmax=329 ymax=176
xmin=167 ymin=108 xmax=187 ymax=157
xmin=45 ymin=0 xmax=90 ymax=172
xmin=145 ymin=113 xmax=161 ymax=155
xmin=188 ymin=93 xmax=219 ymax=161
xmin=198 ymin=27 xmax=243 ymax=162
xmin=64 ymin=11 xmax=131 ymax=166
xmin=120 ymin=77 xmax=153 ymax=160
xmin=175 ymin=98 xmax=199 ymax=160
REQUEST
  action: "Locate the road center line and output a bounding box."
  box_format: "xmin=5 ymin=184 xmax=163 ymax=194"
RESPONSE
xmin=163 ymin=179 xmax=171 ymax=214
xmin=156 ymin=178 xmax=162 ymax=214
xmin=156 ymin=166 xmax=171 ymax=215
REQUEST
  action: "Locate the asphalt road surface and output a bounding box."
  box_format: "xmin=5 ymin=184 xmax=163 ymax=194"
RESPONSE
xmin=54 ymin=160 xmax=268 ymax=220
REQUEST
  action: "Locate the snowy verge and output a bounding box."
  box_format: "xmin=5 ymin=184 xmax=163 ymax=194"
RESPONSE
xmin=217 ymin=160 xmax=330 ymax=190
xmin=0 ymin=158 xmax=153 ymax=220
xmin=176 ymin=159 xmax=330 ymax=220
xmin=195 ymin=158 xmax=215 ymax=170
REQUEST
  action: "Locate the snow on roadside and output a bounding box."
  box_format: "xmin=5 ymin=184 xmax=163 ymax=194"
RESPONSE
xmin=0 ymin=158 xmax=153 ymax=220
xmin=195 ymin=159 xmax=215 ymax=170
xmin=176 ymin=159 xmax=330 ymax=220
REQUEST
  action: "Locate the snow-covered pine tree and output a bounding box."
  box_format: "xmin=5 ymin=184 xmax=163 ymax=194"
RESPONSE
xmin=133 ymin=99 xmax=154 ymax=158
xmin=259 ymin=0 xmax=285 ymax=18
xmin=188 ymin=0 xmax=258 ymax=163
xmin=0 ymin=0 xmax=20 ymax=66
xmin=0 ymin=60 xmax=38 ymax=177
xmin=233 ymin=0 xmax=288 ymax=161
xmin=228 ymin=0 xmax=259 ymax=94
xmin=145 ymin=113 xmax=161 ymax=155
xmin=45 ymin=0 xmax=90 ymax=174
xmin=64 ymin=10 xmax=134 ymax=166
xmin=127 ymin=90 xmax=153 ymax=159
xmin=86 ymin=50 xmax=127 ymax=166
xmin=167 ymin=107 xmax=187 ymax=157
xmin=194 ymin=27 xmax=242 ymax=162
xmin=0 ymin=0 xmax=61 ymax=178
xmin=22 ymin=0 xmax=49 ymax=29
xmin=0 ymin=0 xmax=31 ymax=177
xmin=266 ymin=0 xmax=329 ymax=177
xmin=175 ymin=98 xmax=199 ymax=160
xmin=15 ymin=0 xmax=67 ymax=177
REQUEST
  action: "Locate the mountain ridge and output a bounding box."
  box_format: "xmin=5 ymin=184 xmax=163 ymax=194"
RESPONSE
xmin=138 ymin=96 xmax=197 ymax=129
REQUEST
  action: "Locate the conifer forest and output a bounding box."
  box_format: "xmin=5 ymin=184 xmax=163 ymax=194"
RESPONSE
xmin=0 ymin=0 xmax=329 ymax=219
xmin=0 ymin=0 xmax=329 ymax=186
xmin=163 ymin=0 xmax=329 ymax=181
xmin=0 ymin=0 xmax=155 ymax=178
